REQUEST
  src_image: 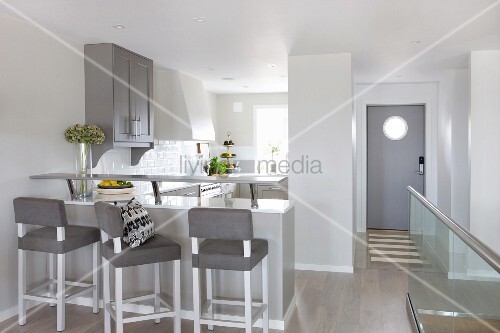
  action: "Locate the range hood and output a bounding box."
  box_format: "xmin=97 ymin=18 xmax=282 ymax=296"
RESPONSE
xmin=154 ymin=67 xmax=215 ymax=141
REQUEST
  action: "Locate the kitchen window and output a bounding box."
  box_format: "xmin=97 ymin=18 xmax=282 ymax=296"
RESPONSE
xmin=253 ymin=106 xmax=288 ymax=174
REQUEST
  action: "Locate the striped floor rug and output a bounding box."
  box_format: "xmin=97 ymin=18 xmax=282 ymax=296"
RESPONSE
xmin=368 ymin=231 xmax=428 ymax=266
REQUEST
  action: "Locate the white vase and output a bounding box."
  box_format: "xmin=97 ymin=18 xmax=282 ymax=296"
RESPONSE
xmin=74 ymin=142 xmax=93 ymax=198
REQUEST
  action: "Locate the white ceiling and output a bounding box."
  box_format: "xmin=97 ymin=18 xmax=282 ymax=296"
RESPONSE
xmin=1 ymin=0 xmax=499 ymax=93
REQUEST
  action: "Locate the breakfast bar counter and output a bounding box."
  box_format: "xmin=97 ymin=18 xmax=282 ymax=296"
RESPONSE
xmin=30 ymin=173 xmax=288 ymax=208
xmin=60 ymin=196 xmax=295 ymax=330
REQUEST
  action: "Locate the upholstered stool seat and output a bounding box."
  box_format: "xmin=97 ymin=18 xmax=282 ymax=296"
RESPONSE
xmin=14 ymin=197 xmax=100 ymax=332
xmin=94 ymin=201 xmax=181 ymax=333
xmin=193 ymin=238 xmax=268 ymax=271
xmin=101 ymin=236 xmax=181 ymax=268
xmin=19 ymin=225 xmax=100 ymax=254
xmin=189 ymin=207 xmax=269 ymax=333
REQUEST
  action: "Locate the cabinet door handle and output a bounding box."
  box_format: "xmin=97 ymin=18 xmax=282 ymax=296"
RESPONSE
xmin=269 ymin=187 xmax=281 ymax=190
xmin=130 ymin=119 xmax=140 ymax=137
xmin=184 ymin=192 xmax=197 ymax=196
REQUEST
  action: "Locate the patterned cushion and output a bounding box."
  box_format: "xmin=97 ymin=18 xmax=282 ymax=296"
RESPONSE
xmin=114 ymin=199 xmax=155 ymax=248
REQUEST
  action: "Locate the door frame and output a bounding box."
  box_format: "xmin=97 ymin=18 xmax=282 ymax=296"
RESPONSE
xmin=361 ymin=99 xmax=432 ymax=231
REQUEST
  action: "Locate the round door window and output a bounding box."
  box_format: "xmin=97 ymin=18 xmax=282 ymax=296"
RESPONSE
xmin=383 ymin=116 xmax=408 ymax=140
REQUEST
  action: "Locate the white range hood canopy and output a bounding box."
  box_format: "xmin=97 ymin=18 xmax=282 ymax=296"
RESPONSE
xmin=154 ymin=67 xmax=215 ymax=142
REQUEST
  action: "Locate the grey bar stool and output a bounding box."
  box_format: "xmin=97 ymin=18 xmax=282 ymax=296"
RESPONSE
xmin=94 ymin=201 xmax=182 ymax=333
xmin=189 ymin=208 xmax=269 ymax=333
xmin=13 ymin=197 xmax=100 ymax=332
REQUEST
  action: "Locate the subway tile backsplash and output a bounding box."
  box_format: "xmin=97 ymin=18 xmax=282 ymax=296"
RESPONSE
xmin=92 ymin=140 xmax=183 ymax=194
xmin=92 ymin=142 xmax=260 ymax=194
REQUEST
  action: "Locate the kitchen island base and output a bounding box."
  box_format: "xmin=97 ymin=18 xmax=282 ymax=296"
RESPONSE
xmin=61 ymin=199 xmax=295 ymax=330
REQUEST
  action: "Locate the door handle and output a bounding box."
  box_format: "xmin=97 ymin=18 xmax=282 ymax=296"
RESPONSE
xmin=419 ymin=156 xmax=424 ymax=175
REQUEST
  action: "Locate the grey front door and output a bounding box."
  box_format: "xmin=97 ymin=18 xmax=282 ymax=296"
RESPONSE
xmin=367 ymin=105 xmax=425 ymax=230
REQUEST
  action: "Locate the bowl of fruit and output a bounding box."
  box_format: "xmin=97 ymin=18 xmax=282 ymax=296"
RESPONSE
xmin=98 ymin=180 xmax=133 ymax=189
xmin=96 ymin=180 xmax=134 ymax=195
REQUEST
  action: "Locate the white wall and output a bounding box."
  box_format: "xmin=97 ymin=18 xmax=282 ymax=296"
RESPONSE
xmin=437 ymin=78 xmax=453 ymax=217
xmin=470 ymin=50 xmax=500 ymax=254
xmin=289 ymin=53 xmax=354 ymax=272
xmin=0 ymin=13 xmax=85 ymax=318
xmin=354 ymin=82 xmax=439 ymax=231
xmin=215 ymin=93 xmax=288 ymax=145
xmin=446 ymin=70 xmax=470 ymax=227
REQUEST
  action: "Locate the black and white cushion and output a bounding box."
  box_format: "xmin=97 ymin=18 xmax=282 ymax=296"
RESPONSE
xmin=114 ymin=199 xmax=155 ymax=248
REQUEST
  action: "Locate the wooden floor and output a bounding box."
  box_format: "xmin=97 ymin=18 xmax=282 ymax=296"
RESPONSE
xmin=0 ymin=268 xmax=412 ymax=333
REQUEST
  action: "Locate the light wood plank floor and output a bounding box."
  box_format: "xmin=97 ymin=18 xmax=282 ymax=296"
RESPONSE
xmin=0 ymin=268 xmax=412 ymax=333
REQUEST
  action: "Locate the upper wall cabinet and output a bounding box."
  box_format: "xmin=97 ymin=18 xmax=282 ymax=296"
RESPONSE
xmin=85 ymin=43 xmax=154 ymax=166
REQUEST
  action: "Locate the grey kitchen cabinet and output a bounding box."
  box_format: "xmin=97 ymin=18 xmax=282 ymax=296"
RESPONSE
xmin=237 ymin=179 xmax=288 ymax=200
xmin=257 ymin=184 xmax=288 ymax=200
xmin=85 ymin=43 xmax=154 ymax=166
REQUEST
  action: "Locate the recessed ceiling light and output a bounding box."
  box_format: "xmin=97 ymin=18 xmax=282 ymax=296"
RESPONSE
xmin=268 ymin=64 xmax=278 ymax=68
xmin=113 ymin=25 xmax=126 ymax=29
xmin=242 ymin=85 xmax=249 ymax=88
xmin=410 ymin=40 xmax=421 ymax=44
xmin=192 ymin=17 xmax=206 ymax=22
xmin=222 ymin=78 xmax=235 ymax=81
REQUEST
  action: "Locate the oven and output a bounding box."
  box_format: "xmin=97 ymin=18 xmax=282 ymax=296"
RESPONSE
xmin=200 ymin=183 xmax=222 ymax=198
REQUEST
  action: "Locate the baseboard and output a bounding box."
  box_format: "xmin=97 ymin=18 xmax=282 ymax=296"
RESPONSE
xmin=282 ymin=294 xmax=297 ymax=329
xmin=0 ymin=304 xmax=21 ymax=323
xmin=7 ymin=294 xmax=288 ymax=330
xmin=70 ymin=296 xmax=287 ymax=330
xmin=295 ymin=263 xmax=354 ymax=273
xmin=0 ymin=300 xmax=42 ymax=323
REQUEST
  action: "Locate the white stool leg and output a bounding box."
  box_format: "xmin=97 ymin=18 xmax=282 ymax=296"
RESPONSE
xmin=56 ymin=253 xmax=66 ymax=332
xmin=154 ymin=262 xmax=160 ymax=324
xmin=173 ymin=260 xmax=181 ymax=333
xmin=206 ymin=268 xmax=213 ymax=331
xmin=262 ymin=256 xmax=269 ymax=333
xmin=102 ymin=258 xmax=111 ymax=333
xmin=18 ymin=249 xmax=26 ymax=326
xmin=192 ymin=267 xmax=201 ymax=333
xmin=244 ymin=270 xmax=252 ymax=333
xmin=92 ymin=243 xmax=99 ymax=314
xmin=49 ymin=253 xmax=56 ymax=307
xmin=115 ymin=267 xmax=124 ymax=333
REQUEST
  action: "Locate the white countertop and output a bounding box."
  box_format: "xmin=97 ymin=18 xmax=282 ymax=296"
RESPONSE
xmin=159 ymin=182 xmax=199 ymax=193
xmin=64 ymin=194 xmax=294 ymax=214
xmin=30 ymin=173 xmax=287 ymax=184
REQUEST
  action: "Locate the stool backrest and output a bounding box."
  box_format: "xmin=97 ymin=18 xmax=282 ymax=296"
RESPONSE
xmin=13 ymin=197 xmax=68 ymax=227
xmin=94 ymin=201 xmax=123 ymax=238
xmin=188 ymin=208 xmax=253 ymax=240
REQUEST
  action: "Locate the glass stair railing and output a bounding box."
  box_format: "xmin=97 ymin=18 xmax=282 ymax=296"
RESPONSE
xmin=406 ymin=187 xmax=500 ymax=333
